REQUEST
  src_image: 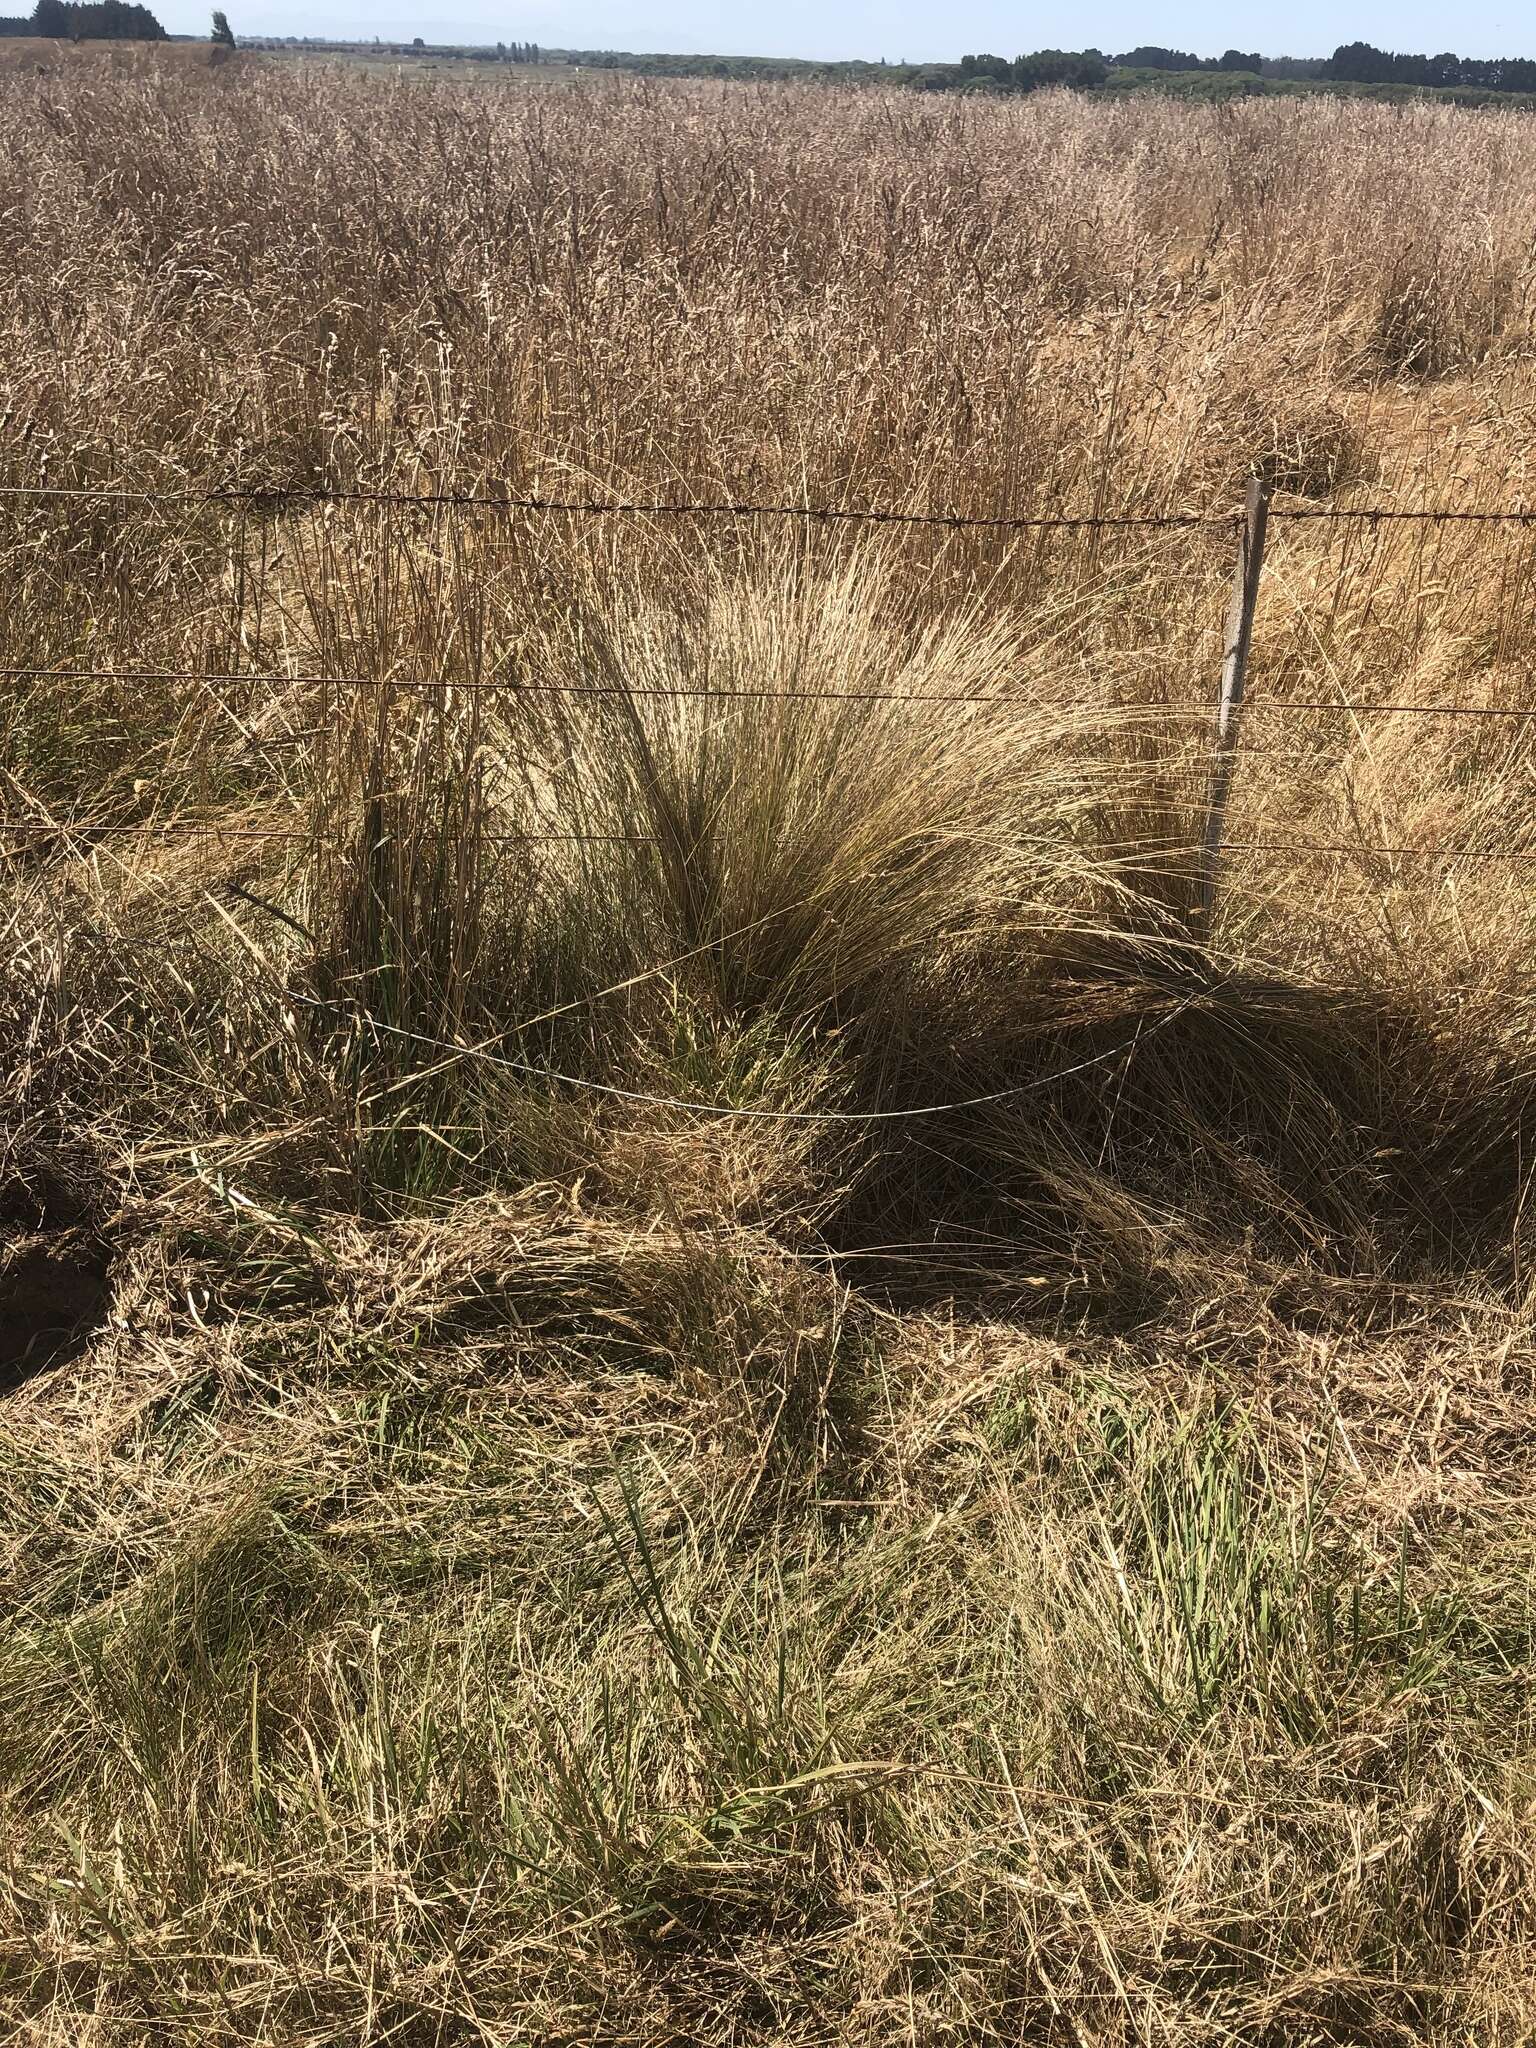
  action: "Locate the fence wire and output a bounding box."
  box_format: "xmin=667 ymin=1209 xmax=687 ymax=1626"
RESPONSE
xmin=7 ymin=477 xmax=1536 ymax=876
xmin=4 ymin=475 xmax=1536 ymax=526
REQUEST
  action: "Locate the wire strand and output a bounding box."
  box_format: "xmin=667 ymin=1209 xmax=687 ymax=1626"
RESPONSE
xmin=46 ymin=917 xmax=1194 ymax=1124
xmin=1224 ymin=841 xmax=1536 ymax=861
xmin=9 ymin=818 xmax=1536 ymax=862
xmin=0 ymin=820 xmax=655 ymax=845
xmin=0 ymin=481 xmax=1231 ymax=529
xmin=1275 ymin=505 xmax=1536 ymax=523
xmin=293 ymin=992 xmax=1191 ymax=1124
xmin=0 ymin=662 xmax=1217 ymax=709
xmin=11 ymin=664 xmax=1536 ymax=722
xmin=5 ymin=477 xmax=1536 ymax=525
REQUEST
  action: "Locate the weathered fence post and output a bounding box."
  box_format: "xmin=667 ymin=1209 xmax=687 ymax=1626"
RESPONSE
xmin=1194 ymin=475 xmax=1270 ymax=937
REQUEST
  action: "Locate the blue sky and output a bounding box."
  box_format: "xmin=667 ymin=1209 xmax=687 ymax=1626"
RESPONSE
xmin=159 ymin=2 xmax=1528 ymax=64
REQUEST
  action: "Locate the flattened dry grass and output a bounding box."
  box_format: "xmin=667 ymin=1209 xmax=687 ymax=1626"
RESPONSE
xmin=2 ymin=1207 xmax=1535 ymax=2043
xmin=5 ymin=55 xmax=1536 ymax=2046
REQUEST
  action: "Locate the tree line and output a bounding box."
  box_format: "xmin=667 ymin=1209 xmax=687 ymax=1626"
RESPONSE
xmin=0 ymin=0 xmax=165 ymax=35
xmin=1115 ymin=45 xmax=1322 ymax=78
xmin=902 ymin=42 xmax=1536 ymax=96
xmin=1325 ymin=42 xmax=1536 ymax=90
xmin=924 ymin=50 xmax=1110 ymax=90
xmin=903 ymin=49 xmax=1278 ymax=92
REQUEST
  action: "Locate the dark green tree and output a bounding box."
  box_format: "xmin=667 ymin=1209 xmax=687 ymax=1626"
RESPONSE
xmin=211 ymin=7 xmax=234 ymax=44
xmin=1326 ymin=41 xmax=1394 ymax=82
xmin=1115 ymin=45 xmax=1204 ymax=69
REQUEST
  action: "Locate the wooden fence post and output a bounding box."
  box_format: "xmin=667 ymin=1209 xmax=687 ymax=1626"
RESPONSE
xmin=1194 ymin=475 xmax=1270 ymax=937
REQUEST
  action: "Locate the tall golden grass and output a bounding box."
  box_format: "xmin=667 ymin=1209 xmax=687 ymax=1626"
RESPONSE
xmin=4 ymin=55 xmax=1536 ymax=2045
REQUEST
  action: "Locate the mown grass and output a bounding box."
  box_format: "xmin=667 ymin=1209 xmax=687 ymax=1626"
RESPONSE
xmin=5 ymin=53 xmax=1536 ymax=2045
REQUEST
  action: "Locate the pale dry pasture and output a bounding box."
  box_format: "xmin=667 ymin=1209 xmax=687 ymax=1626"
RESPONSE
xmin=4 ymin=53 xmax=1536 ymax=2047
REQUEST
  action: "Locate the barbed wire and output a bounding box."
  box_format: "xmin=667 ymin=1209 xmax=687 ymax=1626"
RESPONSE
xmin=7 ymin=476 xmax=1533 ymax=1143
xmin=1244 ymin=699 xmax=1536 ymax=718
xmin=0 ymin=661 xmax=1216 ymax=708
xmin=0 ymin=819 xmax=655 ymax=845
xmin=5 ymin=476 xmax=1536 ymax=526
xmin=8 ymin=815 xmax=1536 ymax=864
xmin=8 ymin=482 xmax=1536 ymax=892
xmin=0 ymin=480 xmax=1232 ymax=529
xmin=11 ymin=661 xmax=1536 ymax=726
xmin=1276 ymin=506 xmax=1536 ymax=524
xmin=1223 ymin=842 xmax=1536 ymax=861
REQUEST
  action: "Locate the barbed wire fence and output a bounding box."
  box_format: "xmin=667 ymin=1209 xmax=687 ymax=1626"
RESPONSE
xmin=13 ymin=475 xmax=1536 ymax=522
xmin=8 ymin=472 xmax=1536 ymax=1122
xmin=8 ymin=474 xmax=1536 ymax=890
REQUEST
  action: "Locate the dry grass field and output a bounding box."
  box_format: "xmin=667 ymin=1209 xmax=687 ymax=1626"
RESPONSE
xmin=6 ymin=50 xmax=1536 ymax=2044
xmin=0 ymin=36 xmax=227 ymax=74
